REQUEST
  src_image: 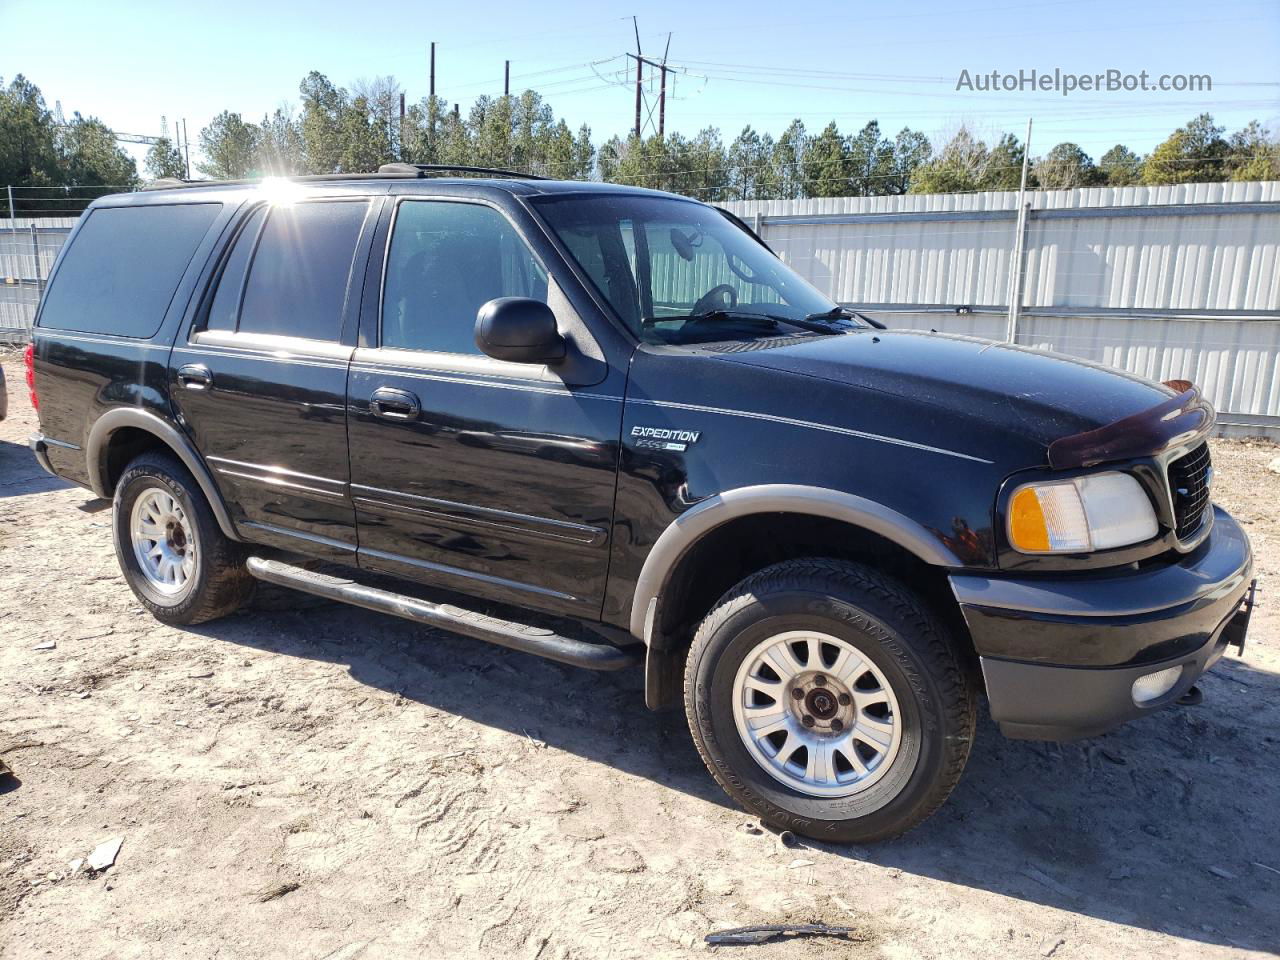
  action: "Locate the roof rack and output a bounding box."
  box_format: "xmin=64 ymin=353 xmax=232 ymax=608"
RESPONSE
xmin=377 ymin=163 xmax=550 ymax=180
xmin=142 ymin=164 xmax=549 ymax=191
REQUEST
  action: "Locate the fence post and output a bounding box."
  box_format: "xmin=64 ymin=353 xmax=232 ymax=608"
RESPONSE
xmin=2 ymin=190 xmax=15 ymax=290
xmin=1005 ymin=118 xmax=1033 ymax=343
xmin=6 ymin=185 xmax=14 ymax=283
xmin=30 ymin=223 xmax=43 ymax=294
xmin=1006 ymin=200 xmax=1031 ymax=343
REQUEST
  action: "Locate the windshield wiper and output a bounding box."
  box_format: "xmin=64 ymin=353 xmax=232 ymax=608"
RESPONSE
xmin=645 ymin=310 xmax=843 ymax=337
xmin=764 ymin=313 xmax=844 ymax=335
xmin=644 ymin=310 xmax=778 ymax=328
xmin=804 ymin=306 xmax=886 ymax=330
xmin=698 ymin=310 xmax=845 ymax=336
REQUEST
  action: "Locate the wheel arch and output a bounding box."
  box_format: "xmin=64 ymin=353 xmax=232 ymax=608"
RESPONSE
xmin=634 ymin=488 xmax=974 ymax=711
xmin=86 ymin=408 xmax=240 ymax=541
xmin=630 ymin=484 xmax=964 ymax=644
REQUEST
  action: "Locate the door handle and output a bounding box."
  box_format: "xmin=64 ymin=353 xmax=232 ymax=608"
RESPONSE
xmin=370 ymin=387 xmax=420 ymax=421
xmin=177 ymin=364 xmax=213 ymax=391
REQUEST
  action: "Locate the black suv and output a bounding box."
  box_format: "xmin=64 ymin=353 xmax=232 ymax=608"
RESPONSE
xmin=27 ymin=166 xmax=1254 ymax=842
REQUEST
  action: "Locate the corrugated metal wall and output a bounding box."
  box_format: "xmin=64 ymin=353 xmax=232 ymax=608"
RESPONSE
xmin=5 ymin=191 xmax=1279 ymax=436
xmin=723 ymin=182 xmax=1280 ymax=435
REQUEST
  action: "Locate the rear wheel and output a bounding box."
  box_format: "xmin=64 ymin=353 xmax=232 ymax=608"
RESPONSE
xmin=112 ymin=451 xmax=252 ymax=625
xmin=684 ymin=558 xmax=976 ymax=843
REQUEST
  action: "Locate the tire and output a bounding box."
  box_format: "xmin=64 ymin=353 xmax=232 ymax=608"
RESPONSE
xmin=684 ymin=558 xmax=976 ymax=844
xmin=112 ymin=450 xmax=252 ymax=625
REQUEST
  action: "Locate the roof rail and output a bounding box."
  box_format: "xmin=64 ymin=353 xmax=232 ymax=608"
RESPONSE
xmin=376 ymin=163 xmax=550 ymax=180
xmin=141 ymin=164 xmax=552 ymax=191
xmin=142 ymin=172 xmax=407 ymax=191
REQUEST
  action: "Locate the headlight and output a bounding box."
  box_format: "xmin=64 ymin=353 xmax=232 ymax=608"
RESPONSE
xmin=1008 ymin=472 xmax=1158 ymax=553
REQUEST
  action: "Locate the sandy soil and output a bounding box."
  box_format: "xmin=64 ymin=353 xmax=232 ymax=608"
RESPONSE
xmin=1 ymin=355 xmax=1277 ymax=960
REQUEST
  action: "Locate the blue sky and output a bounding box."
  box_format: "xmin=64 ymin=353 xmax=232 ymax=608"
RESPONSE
xmin=6 ymin=0 xmax=1278 ymax=173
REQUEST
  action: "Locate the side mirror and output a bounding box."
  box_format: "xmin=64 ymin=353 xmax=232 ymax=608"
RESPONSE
xmin=475 ymin=297 xmax=566 ymax=364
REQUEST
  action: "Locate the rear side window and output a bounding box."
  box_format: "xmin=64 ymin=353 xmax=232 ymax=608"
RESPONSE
xmin=381 ymin=200 xmax=548 ymax=354
xmin=235 ymin=200 xmax=368 ymax=341
xmin=204 ymin=206 xmax=267 ymax=332
xmin=38 ymin=203 xmax=221 ymax=338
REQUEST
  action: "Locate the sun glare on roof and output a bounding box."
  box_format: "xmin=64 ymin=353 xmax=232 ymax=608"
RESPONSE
xmin=259 ymin=176 xmax=303 ymax=207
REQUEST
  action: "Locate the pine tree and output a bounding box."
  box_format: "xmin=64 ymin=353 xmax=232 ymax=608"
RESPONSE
xmin=197 ymin=111 xmax=258 ymax=179
xmin=144 ymin=137 xmax=187 ymax=180
xmin=1099 ymin=145 xmax=1143 ymax=186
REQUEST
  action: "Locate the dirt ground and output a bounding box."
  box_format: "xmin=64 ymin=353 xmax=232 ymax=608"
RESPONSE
xmin=1 ymin=353 xmax=1278 ymax=960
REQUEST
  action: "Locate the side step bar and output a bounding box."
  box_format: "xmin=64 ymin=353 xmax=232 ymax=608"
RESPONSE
xmin=246 ymin=556 xmax=638 ymax=672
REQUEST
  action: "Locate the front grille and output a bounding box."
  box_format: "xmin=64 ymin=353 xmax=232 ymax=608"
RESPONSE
xmin=1167 ymin=442 xmax=1212 ymax=540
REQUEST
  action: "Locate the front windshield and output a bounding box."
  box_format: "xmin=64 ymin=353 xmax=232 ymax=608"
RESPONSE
xmin=532 ymin=194 xmax=842 ymax=345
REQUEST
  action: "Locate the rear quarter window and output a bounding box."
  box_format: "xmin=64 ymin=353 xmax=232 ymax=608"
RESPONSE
xmin=37 ymin=202 xmax=222 ymax=339
xmin=236 ymin=200 xmax=369 ymax=341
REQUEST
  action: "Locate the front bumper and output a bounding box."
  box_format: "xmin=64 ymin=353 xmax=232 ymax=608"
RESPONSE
xmin=952 ymin=506 xmax=1254 ymax=740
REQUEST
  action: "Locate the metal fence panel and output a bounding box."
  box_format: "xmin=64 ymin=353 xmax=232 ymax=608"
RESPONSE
xmin=723 ymin=182 xmax=1280 ymax=434
xmin=1 ymin=217 xmax=76 ymax=343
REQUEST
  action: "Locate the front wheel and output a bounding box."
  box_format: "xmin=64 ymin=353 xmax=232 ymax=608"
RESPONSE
xmin=684 ymin=558 xmax=976 ymax=843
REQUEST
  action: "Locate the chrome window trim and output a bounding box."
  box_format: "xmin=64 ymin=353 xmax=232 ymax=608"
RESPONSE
xmin=190 ymin=329 xmax=355 ymax=362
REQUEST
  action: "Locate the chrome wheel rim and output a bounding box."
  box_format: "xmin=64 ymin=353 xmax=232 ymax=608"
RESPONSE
xmin=732 ymin=630 xmax=903 ymax=798
xmin=130 ymin=488 xmax=196 ymax=597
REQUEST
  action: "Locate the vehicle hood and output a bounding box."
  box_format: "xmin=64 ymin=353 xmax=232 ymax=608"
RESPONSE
xmin=714 ymin=328 xmax=1174 ymax=448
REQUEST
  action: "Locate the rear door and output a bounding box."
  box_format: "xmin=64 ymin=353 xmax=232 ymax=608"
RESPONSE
xmin=346 ymin=195 xmax=625 ymax=619
xmin=172 ymin=194 xmax=380 ymax=557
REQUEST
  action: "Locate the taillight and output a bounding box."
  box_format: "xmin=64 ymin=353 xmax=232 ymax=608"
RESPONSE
xmin=24 ymin=342 xmax=38 ymax=410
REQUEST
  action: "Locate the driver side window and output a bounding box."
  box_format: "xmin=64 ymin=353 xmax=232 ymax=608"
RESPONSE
xmin=381 ymin=200 xmax=549 ymax=355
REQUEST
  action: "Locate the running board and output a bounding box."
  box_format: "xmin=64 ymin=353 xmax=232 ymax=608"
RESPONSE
xmin=246 ymin=556 xmax=638 ymax=671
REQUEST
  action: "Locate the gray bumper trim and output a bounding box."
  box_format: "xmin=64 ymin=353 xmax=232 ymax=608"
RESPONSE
xmin=29 ymin=433 xmax=59 ymax=476
xmin=981 ymin=618 xmax=1237 ymax=742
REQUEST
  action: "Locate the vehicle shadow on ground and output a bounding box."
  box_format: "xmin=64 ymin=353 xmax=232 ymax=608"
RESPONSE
xmin=832 ymin=652 xmax=1278 ymax=954
xmin=0 ymin=438 xmax=70 ymax=498
xmin=196 ymin=592 xmax=1279 ymax=954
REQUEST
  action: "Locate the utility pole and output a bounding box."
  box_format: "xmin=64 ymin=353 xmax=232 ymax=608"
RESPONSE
xmin=1005 ymin=117 xmax=1033 ymax=344
xmin=632 ymin=17 xmax=643 ymax=139
xmin=658 ymin=33 xmax=671 ymax=138
xmin=626 ymin=41 xmax=672 ymax=138
xmin=181 ymin=119 xmax=191 ymax=179
xmin=504 ymin=60 xmax=510 ymax=97
xmin=429 ymin=42 xmax=436 ymax=101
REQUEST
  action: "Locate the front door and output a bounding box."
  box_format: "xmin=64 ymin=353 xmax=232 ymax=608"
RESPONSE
xmin=346 ymin=197 xmax=624 ymax=618
xmin=172 ymin=195 xmax=378 ymax=557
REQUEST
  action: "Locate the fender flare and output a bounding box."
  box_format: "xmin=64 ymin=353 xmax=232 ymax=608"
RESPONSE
xmin=86 ymin=408 xmax=240 ymax=541
xmin=628 ymin=484 xmax=963 ymax=641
